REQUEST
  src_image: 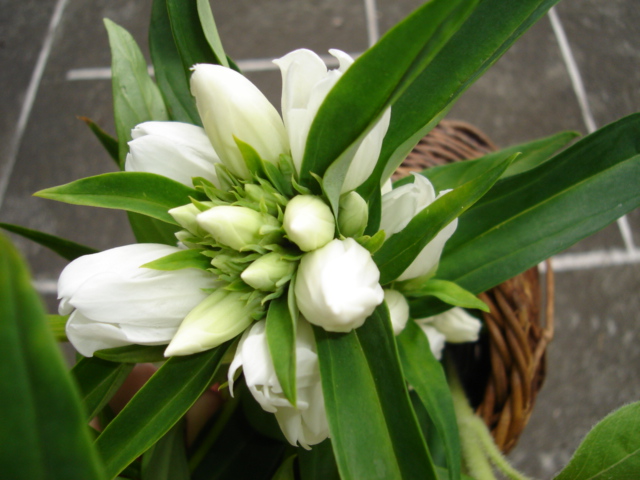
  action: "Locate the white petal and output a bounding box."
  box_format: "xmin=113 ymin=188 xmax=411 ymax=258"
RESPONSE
xmin=428 ymin=307 xmax=482 ymax=343
xmin=418 ymin=324 xmax=446 ymax=360
xmin=384 ymin=289 xmax=410 ymax=335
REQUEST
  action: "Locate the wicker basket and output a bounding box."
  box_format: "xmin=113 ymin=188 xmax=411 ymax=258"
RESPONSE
xmin=398 ymin=120 xmax=555 ymax=453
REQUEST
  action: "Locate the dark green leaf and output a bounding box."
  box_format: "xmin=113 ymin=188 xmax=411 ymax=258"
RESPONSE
xmin=94 ymin=345 xmax=167 ymax=364
xmin=271 ymin=455 xmax=296 ymax=480
xmin=374 ymin=154 xmax=514 ymax=284
xmin=554 ymin=401 xmax=640 ymax=480
xmin=95 ymin=343 xmax=230 ymax=479
xmin=357 ymin=304 xmax=437 ymax=480
xmin=149 ymin=0 xmax=202 ymax=124
xmin=425 ymin=114 xmax=640 ymax=311
xmin=141 ymin=421 xmax=190 ymax=480
xmin=298 ymin=438 xmax=340 ymax=480
xmin=197 ymin=0 xmax=230 ymax=68
xmin=402 ymin=279 xmax=489 ymax=312
xmin=35 ymin=172 xmax=202 ymax=225
xmin=397 ymin=320 xmax=461 ymax=480
xmin=142 ymin=248 xmax=212 ymax=271
xmin=79 ymin=116 xmax=120 ymax=165
xmin=127 ymin=211 xmax=182 ymax=246
xmin=71 ymin=356 xmax=133 ymax=422
xmin=266 ymin=295 xmax=297 ymax=406
xmin=0 ymin=233 xmax=105 ymax=479
xmin=314 ymin=325 xmax=402 ymax=480
xmin=105 ymin=18 xmax=168 ymax=166
xmin=47 ymin=314 xmax=68 ymax=341
xmin=0 ymin=222 xmax=98 ymax=261
xmin=376 ymin=0 xmax=562 ymax=184
xmin=300 ymin=0 xmax=480 ymax=190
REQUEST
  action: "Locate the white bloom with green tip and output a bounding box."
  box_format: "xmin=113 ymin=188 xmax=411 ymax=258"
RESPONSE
xmin=228 ymin=319 xmax=329 ymax=449
xmin=423 ymin=307 xmax=482 ymax=344
xmin=197 ymin=205 xmax=281 ymax=251
xmin=283 ymin=195 xmax=335 ymax=252
xmin=164 ymin=289 xmax=259 ymax=357
xmin=190 ymin=64 xmax=289 ymax=179
xmin=58 ymin=244 xmax=216 ymax=357
xmin=241 ymin=252 xmax=297 ymax=291
xmin=384 ymin=289 xmax=410 ymax=335
xmin=169 ymin=203 xmax=208 ymax=236
xmin=295 ymin=238 xmax=384 ymax=332
xmin=125 ymin=121 xmax=221 ymax=187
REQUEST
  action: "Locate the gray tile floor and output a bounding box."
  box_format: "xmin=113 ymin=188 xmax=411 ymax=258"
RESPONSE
xmin=1 ymin=1 xmax=638 ymax=478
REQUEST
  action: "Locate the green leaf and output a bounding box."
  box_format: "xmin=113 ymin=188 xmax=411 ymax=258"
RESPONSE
xmin=395 ymin=130 xmax=580 ymax=193
xmin=428 ymin=114 xmax=640 ymax=307
xmin=271 ymin=455 xmax=296 ymax=480
xmin=0 ymin=222 xmax=98 ymax=261
xmin=0 ymin=233 xmax=105 ymax=479
xmin=397 ymin=320 xmax=462 ymax=480
xmin=402 ymin=279 xmax=489 ymax=312
xmin=355 ymin=229 xmax=386 ymax=254
xmin=94 ymin=345 xmax=167 ymax=364
xmin=105 ymin=18 xmax=168 ymax=166
xmin=314 ymin=325 xmax=402 ymax=480
xmin=47 ymin=314 xmax=68 ymax=341
xmin=374 ymin=153 xmax=515 ymax=284
xmin=266 ymin=295 xmax=297 ymax=406
xmin=298 ymin=439 xmax=340 ymax=480
xmin=166 ymin=0 xmax=227 ymax=84
xmin=127 ymin=211 xmax=182 ymax=246
xmin=554 ymin=401 xmax=640 ymax=480
xmin=197 ymin=0 xmax=230 ymax=68
xmin=35 ymin=172 xmax=202 ymax=225
xmin=357 ymin=304 xmax=438 ymax=480
xmin=376 ymin=0 xmax=562 ymax=185
xmin=71 ymin=356 xmax=133 ymax=422
xmin=299 ymin=0 xmax=480 ymax=190
xmin=95 ymin=343 xmax=230 ymax=479
xmin=141 ymin=421 xmax=190 ymax=480
xmin=142 ymin=248 xmax=212 ymax=271
xmin=79 ymin=116 xmax=120 ymax=165
xmin=149 ymin=0 xmax=202 ymax=124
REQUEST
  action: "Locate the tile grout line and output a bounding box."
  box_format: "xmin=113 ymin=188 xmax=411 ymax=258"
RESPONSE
xmin=548 ymin=7 xmax=636 ymax=253
xmin=363 ymin=0 xmax=380 ymax=47
xmin=0 ymin=0 xmax=70 ymax=211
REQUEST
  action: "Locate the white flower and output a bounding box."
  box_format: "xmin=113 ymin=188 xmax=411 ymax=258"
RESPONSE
xmin=338 ymin=191 xmax=368 ymax=238
xmin=417 ymin=324 xmax=447 ymax=360
xmin=240 ymin=252 xmax=297 ymax=291
xmin=125 ymin=121 xmax=221 ymax=187
xmin=228 ymin=319 xmax=329 ymax=449
xmin=295 ymin=238 xmax=384 ymax=332
xmin=190 ymin=64 xmax=289 ymax=180
xmin=274 ymin=49 xmax=391 ymax=193
xmin=380 ymin=174 xmax=458 ymax=281
xmin=283 ymin=195 xmax=335 ymax=252
xmin=164 ymin=289 xmax=260 ymax=357
xmin=59 ymin=244 xmax=216 ymax=357
xmin=421 ymin=307 xmax=482 ymax=344
xmin=384 ymin=289 xmax=410 ymax=335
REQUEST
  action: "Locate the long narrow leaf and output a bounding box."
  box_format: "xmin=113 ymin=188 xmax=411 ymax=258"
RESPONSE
xmin=141 ymin=421 xmax=190 ymax=480
xmin=79 ymin=116 xmax=120 ymax=165
xmin=397 ymin=320 xmax=462 ymax=480
xmin=0 ymin=233 xmax=105 ymax=479
xmin=266 ymin=295 xmax=297 ymax=406
xmin=357 ymin=305 xmax=438 ymax=479
xmin=298 ymin=439 xmax=340 ymax=480
xmin=35 ymin=172 xmax=202 ymax=226
xmin=197 ymin=0 xmax=230 ymax=68
xmin=95 ymin=344 xmax=229 ymax=479
xmin=0 ymin=222 xmax=98 ymax=261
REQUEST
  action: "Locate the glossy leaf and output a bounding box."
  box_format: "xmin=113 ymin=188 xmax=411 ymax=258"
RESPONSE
xmin=0 ymin=233 xmax=105 ymax=479
xmin=149 ymin=0 xmax=202 ymax=124
xmin=94 ymin=345 xmax=167 ymax=364
xmin=141 ymin=421 xmax=190 ymax=480
xmin=79 ymin=116 xmax=120 ymax=165
xmin=424 ymin=114 xmax=640 ymax=310
xmin=397 ymin=320 xmax=461 ymax=480
xmin=0 ymin=222 xmax=98 ymax=261
xmin=47 ymin=314 xmax=68 ymax=341
xmin=555 ymin=401 xmax=640 ymax=480
xmin=357 ymin=304 xmax=437 ymax=480
xmin=300 ymin=0 xmax=479 ymax=190
xmin=35 ymin=172 xmax=202 ymax=226
xmin=376 ymin=0 xmax=563 ymax=185
xmin=197 ymin=0 xmax=230 ymax=68
xmin=142 ymin=248 xmax=212 ymax=271
xmin=95 ymin=343 xmax=230 ymax=479
xmin=105 ymin=19 xmax=168 ymax=166
xmin=402 ymin=279 xmax=489 ymax=312
xmin=266 ymin=294 xmax=297 ymax=406
xmin=71 ymin=356 xmax=133 ymax=422
xmin=374 ymin=153 xmax=514 ymax=284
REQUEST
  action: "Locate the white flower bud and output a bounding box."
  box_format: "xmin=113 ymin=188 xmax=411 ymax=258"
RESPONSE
xmin=240 ymin=252 xmax=297 ymax=291
xmin=427 ymin=307 xmax=482 ymax=344
xmin=384 ymin=289 xmax=410 ymax=335
xmin=295 ymin=238 xmax=384 ymax=332
xmin=418 ymin=324 xmax=447 ymax=360
xmin=338 ymin=191 xmax=368 ymax=238
xmin=164 ymin=290 xmax=259 ymax=356
xmin=197 ymin=206 xmax=281 ymax=251
xmin=283 ymin=195 xmax=335 ymax=252
xmin=169 ymin=203 xmax=207 ymax=236
xmin=125 ymin=121 xmax=220 ymax=187
xmin=190 ymin=64 xmax=289 ymax=179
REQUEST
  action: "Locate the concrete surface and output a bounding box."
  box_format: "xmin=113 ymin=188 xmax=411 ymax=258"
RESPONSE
xmin=1 ymin=1 xmax=638 ymax=478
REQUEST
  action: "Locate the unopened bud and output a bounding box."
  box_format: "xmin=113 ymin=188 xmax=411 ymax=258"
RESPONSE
xmin=338 ymin=191 xmax=368 ymax=238
xmin=283 ymin=195 xmax=335 ymax=252
xmin=241 ymin=252 xmax=297 ymax=291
